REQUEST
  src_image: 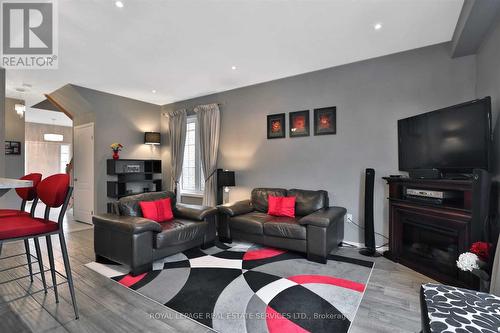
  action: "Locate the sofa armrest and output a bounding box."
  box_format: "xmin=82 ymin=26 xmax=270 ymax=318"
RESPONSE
xmin=218 ymin=200 xmax=254 ymax=217
xmin=174 ymin=204 xmax=218 ymax=221
xmin=92 ymin=214 xmax=162 ymax=234
xmin=299 ymin=206 xmax=347 ymax=228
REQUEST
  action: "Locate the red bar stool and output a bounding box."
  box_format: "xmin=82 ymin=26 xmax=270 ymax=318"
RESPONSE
xmin=0 ymin=174 xmax=78 ymax=319
xmin=0 ymin=173 xmax=43 ymax=284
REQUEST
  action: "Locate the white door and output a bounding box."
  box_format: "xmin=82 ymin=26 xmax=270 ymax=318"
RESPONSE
xmin=73 ymin=123 xmax=94 ymax=224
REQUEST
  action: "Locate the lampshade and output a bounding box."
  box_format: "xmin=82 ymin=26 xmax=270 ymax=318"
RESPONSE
xmin=217 ymin=169 xmax=235 ymax=187
xmin=144 ymin=132 xmax=161 ymax=145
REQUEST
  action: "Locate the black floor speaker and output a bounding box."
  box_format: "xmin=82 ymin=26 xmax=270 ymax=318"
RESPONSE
xmin=471 ymin=168 xmax=491 ymax=242
xmin=359 ymin=168 xmax=381 ymax=257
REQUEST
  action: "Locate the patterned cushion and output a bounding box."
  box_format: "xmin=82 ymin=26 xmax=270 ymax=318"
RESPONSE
xmin=422 ymin=283 xmax=500 ymax=333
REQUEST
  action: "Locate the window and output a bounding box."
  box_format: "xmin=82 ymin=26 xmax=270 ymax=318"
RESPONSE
xmin=180 ymin=116 xmax=204 ymax=195
xmin=60 ymin=144 xmax=71 ymax=173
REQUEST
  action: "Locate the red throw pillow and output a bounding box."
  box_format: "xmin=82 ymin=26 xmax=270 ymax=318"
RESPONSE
xmin=139 ymin=198 xmax=174 ymax=222
xmin=280 ymin=196 xmax=296 ymax=217
xmin=267 ymin=195 xmax=296 ymax=218
xmin=268 ymin=195 xmax=282 ymax=216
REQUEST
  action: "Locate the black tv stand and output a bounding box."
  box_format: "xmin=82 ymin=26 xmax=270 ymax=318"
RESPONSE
xmin=383 ymin=175 xmax=491 ymax=289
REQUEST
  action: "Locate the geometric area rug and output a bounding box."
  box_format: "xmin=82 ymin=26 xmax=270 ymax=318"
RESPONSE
xmin=86 ymin=241 xmax=374 ymax=333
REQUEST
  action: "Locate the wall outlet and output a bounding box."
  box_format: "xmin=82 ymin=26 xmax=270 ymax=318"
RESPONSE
xmin=346 ymin=213 xmax=353 ymax=222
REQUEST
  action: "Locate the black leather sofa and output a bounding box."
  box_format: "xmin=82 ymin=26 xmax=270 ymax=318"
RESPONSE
xmin=92 ymin=191 xmax=217 ymax=276
xmin=218 ymin=188 xmax=346 ymax=263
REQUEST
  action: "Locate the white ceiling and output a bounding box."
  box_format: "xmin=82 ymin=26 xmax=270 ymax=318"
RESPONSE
xmin=6 ymin=0 xmax=464 ymax=106
xmin=25 ymin=108 xmax=73 ymax=127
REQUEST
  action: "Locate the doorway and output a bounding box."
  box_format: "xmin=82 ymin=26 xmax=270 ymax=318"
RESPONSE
xmin=24 ymin=109 xmax=92 ymax=231
xmin=73 ymin=123 xmax=94 ymax=224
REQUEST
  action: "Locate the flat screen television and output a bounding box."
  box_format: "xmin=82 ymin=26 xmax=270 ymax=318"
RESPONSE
xmin=398 ymin=97 xmax=492 ymax=173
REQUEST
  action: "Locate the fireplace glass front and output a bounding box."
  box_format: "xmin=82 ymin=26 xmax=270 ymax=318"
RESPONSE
xmin=401 ymin=219 xmax=459 ymax=277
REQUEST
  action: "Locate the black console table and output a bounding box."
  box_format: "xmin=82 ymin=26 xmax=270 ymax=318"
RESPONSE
xmin=383 ymin=176 xmax=490 ymax=289
xmin=106 ymin=159 xmax=162 ymax=199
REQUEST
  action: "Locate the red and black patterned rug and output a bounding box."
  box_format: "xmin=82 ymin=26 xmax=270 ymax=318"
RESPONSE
xmin=86 ymin=241 xmax=373 ymax=333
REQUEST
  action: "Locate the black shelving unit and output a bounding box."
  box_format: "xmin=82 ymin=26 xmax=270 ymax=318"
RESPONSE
xmin=106 ymin=159 xmax=162 ymax=199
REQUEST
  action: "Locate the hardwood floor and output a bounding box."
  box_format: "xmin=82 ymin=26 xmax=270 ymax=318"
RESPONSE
xmin=0 ymin=215 xmax=433 ymax=332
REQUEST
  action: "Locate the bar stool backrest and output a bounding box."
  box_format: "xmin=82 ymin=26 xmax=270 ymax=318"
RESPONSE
xmin=15 ymin=173 xmax=42 ymax=201
xmin=15 ymin=173 xmax=42 ymax=214
xmin=36 ymin=174 xmax=73 ymax=229
xmin=38 ymin=174 xmax=70 ymax=208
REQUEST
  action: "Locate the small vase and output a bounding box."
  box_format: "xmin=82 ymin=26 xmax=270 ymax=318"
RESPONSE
xmin=112 ymin=151 xmax=120 ymax=160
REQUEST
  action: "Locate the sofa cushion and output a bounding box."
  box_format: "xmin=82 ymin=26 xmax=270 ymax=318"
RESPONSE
xmin=268 ymin=196 xmax=296 ymax=217
xmin=155 ymin=219 xmax=207 ymax=249
xmin=263 ymin=217 xmax=306 ymax=240
xmin=229 ymin=211 xmax=274 ymax=235
xmin=118 ymin=191 xmax=176 ymax=217
xmin=139 ymin=198 xmax=174 ymax=222
xmin=288 ymin=189 xmax=329 ymax=216
xmin=251 ymin=188 xmax=287 ymax=213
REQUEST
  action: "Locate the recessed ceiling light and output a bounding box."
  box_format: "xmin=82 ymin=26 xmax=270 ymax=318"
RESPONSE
xmin=231 ymin=65 xmax=237 ymax=70
xmin=374 ymin=23 xmax=383 ymax=30
xmin=152 ymin=89 xmax=156 ymax=94
xmin=115 ymin=1 xmax=124 ymax=8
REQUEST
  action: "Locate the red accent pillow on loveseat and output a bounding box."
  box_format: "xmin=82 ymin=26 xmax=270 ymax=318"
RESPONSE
xmin=139 ymin=198 xmax=174 ymax=222
xmin=268 ymin=195 xmax=296 ymax=218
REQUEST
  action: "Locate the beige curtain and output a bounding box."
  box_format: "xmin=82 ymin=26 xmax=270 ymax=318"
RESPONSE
xmin=490 ymin=235 xmax=500 ymax=296
xmin=195 ymin=103 xmax=220 ymax=207
xmin=166 ymin=109 xmax=187 ymax=200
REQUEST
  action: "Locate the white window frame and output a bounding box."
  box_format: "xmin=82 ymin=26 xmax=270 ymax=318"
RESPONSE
xmin=180 ymin=116 xmax=204 ymax=196
xmin=60 ymin=144 xmax=71 ymax=173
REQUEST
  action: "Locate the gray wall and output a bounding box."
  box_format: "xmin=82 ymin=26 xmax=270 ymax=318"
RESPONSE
xmin=476 ymin=17 xmax=500 ymax=176
xmin=0 ymin=68 xmax=5 ymax=177
xmin=48 ymin=84 xmax=95 ymax=126
xmin=48 ymin=85 xmax=162 ymax=214
xmin=1 ymin=98 xmax=26 ymax=208
xmin=476 ymin=16 xmax=500 ymax=233
xmin=163 ymin=43 xmax=477 ymax=245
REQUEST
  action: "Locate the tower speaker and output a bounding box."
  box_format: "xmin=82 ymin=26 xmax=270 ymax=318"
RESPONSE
xmin=359 ymin=168 xmax=381 ymax=257
xmin=471 ymin=169 xmax=491 ymax=242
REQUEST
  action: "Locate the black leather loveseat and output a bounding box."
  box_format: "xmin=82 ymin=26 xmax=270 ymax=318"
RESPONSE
xmin=92 ymin=191 xmax=217 ymax=276
xmin=218 ymin=188 xmax=346 ymax=263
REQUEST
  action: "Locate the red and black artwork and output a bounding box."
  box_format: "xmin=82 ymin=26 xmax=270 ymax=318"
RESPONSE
xmin=289 ymin=110 xmax=310 ymax=137
xmin=314 ymin=107 xmax=337 ymax=136
xmin=267 ymin=113 xmax=286 ymax=139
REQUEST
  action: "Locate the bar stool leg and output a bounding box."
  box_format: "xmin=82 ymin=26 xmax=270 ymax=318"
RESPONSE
xmin=24 ymin=239 xmax=34 ymax=282
xmin=59 ymin=232 xmax=78 ymax=319
xmin=34 ymin=238 xmax=47 ymax=293
xmin=45 ymin=235 xmax=59 ymax=303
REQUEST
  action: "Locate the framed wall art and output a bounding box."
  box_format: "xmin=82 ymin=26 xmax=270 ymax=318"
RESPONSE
xmin=289 ymin=110 xmax=310 ymax=137
xmin=314 ymin=106 xmax=336 ymax=136
xmin=267 ymin=113 xmax=286 ymax=139
xmin=5 ymin=141 xmax=21 ymax=155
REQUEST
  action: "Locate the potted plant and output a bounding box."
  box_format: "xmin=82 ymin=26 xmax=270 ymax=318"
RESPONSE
xmin=110 ymin=143 xmax=123 ymax=160
xmin=457 ymin=241 xmax=492 ymax=292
